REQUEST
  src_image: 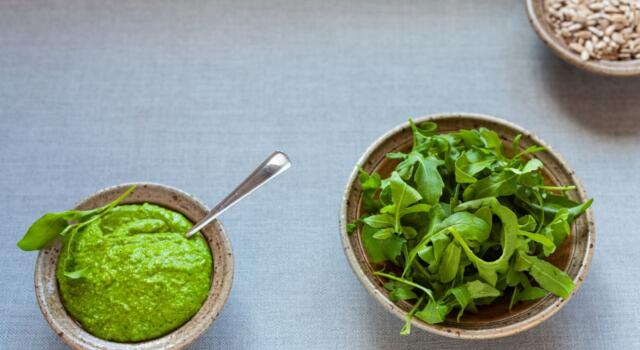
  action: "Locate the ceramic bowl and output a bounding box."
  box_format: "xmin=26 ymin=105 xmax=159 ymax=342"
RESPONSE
xmin=340 ymin=113 xmax=595 ymax=339
xmin=34 ymin=183 xmax=234 ymax=350
xmin=526 ymin=0 xmax=640 ymax=77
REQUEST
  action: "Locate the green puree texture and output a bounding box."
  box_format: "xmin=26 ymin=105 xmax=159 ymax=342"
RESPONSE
xmin=56 ymin=203 xmax=212 ymax=342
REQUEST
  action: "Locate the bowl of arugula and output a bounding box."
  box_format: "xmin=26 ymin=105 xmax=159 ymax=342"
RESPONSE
xmin=340 ymin=113 xmax=594 ymax=339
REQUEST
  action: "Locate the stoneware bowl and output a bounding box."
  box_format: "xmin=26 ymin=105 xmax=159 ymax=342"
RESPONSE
xmin=526 ymin=0 xmax=640 ymax=77
xmin=34 ymin=183 xmax=234 ymax=350
xmin=340 ymin=113 xmax=595 ymax=339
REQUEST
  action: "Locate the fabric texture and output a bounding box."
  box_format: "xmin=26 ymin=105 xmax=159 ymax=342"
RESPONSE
xmin=1 ymin=1 xmax=639 ymax=349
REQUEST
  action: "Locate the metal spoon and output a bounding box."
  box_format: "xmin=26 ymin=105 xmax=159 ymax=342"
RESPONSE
xmin=184 ymin=151 xmax=291 ymax=238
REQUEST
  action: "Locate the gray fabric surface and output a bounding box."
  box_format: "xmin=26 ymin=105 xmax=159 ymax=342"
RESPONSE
xmin=1 ymin=0 xmax=639 ymax=349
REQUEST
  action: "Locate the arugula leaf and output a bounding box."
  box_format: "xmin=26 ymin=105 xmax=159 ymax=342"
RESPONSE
xmin=400 ymin=296 xmax=424 ymax=335
xmin=518 ymin=230 xmax=556 ymax=256
xmin=358 ymin=167 xmax=382 ymax=212
xmin=372 ymin=228 xmax=395 ymax=240
xmin=455 ymin=150 xmax=495 ymax=184
xmin=433 ymin=212 xmax=491 ymax=246
xmin=517 ymin=286 xmax=548 ymax=301
xmin=389 ymin=171 xmax=422 ymax=208
xmin=517 ymin=252 xmax=575 ymax=299
xmin=462 ymin=171 xmax=517 ymax=201
xmin=362 ymin=224 xmax=405 ymax=264
xmin=518 ymin=215 xmax=537 ymax=232
xmin=466 ymin=280 xmax=501 ymax=299
xmin=363 ymin=214 xmax=394 ymax=228
xmin=416 ymin=299 xmax=450 ymax=324
xmin=439 ymin=242 xmax=461 ymax=283
xmin=384 ymin=281 xmax=418 ymax=302
xmin=414 ymin=155 xmax=445 ymax=205
xmin=541 ymin=209 xmax=571 ymax=247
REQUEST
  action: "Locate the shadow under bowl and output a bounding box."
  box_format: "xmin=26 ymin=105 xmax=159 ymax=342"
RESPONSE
xmin=34 ymin=183 xmax=234 ymax=350
xmin=339 ymin=113 xmax=595 ymax=339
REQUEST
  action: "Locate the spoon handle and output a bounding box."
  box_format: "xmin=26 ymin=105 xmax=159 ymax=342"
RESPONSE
xmin=185 ymin=151 xmax=291 ymax=238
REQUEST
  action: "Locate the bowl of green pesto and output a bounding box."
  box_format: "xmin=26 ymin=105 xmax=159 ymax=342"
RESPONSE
xmin=22 ymin=183 xmax=233 ymax=349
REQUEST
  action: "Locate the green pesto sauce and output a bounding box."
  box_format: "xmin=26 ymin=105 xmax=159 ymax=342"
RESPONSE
xmin=56 ymin=203 xmax=212 ymax=342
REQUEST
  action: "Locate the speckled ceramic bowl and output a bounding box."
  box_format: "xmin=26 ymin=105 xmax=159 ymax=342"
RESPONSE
xmin=340 ymin=113 xmax=595 ymax=339
xmin=34 ymin=183 xmax=234 ymax=350
xmin=526 ymin=0 xmax=640 ymax=77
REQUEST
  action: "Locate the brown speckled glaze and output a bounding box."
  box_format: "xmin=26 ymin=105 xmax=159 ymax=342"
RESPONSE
xmin=34 ymin=183 xmax=234 ymax=350
xmin=526 ymin=0 xmax=640 ymax=77
xmin=339 ymin=114 xmax=595 ymax=339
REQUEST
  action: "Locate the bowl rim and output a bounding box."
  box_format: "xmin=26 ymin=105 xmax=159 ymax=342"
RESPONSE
xmin=339 ymin=113 xmax=595 ymax=339
xmin=34 ymin=182 xmax=234 ymax=350
xmin=525 ymin=0 xmax=640 ymax=77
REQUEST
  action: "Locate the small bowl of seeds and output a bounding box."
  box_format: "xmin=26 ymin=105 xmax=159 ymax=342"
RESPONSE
xmin=527 ymin=0 xmax=640 ymax=76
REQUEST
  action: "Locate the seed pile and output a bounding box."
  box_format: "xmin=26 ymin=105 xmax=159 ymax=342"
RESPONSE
xmin=545 ymin=0 xmax=640 ymax=61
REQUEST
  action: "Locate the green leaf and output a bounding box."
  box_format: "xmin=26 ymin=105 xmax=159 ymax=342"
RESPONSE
xmin=358 ymin=167 xmax=381 ymax=191
xmin=363 ymin=214 xmax=394 ymax=228
xmin=517 ymin=287 xmax=548 ymax=301
xmin=372 ymin=228 xmax=395 ymax=240
xmin=417 ymin=245 xmax=435 ymax=265
xmin=506 ymin=267 xmax=528 ymax=287
xmin=388 ymin=171 xmax=423 ymax=232
xmin=402 ymin=205 xmax=446 ymax=277
xmin=431 ymin=232 xmax=451 ymax=266
xmin=439 ymin=242 xmax=461 ymax=283
xmin=410 ymin=119 xmax=438 ymax=147
xmin=528 ymin=195 xmax=593 ymax=223
xmin=17 ymin=212 xmax=75 ymax=251
xmin=466 ymin=280 xmax=501 ymax=299
xmin=518 ymin=215 xmax=537 ymax=232
xmin=358 ymin=168 xmax=382 ymax=212
xmin=477 ymin=264 xmax=498 ymax=286
xmin=508 ymin=159 xmax=543 ymax=175
xmin=455 ymin=150 xmax=495 ymax=184
xmin=63 ymin=267 xmax=89 ymax=279
xmin=362 ymin=225 xmax=405 ymax=264
xmin=434 ymin=212 xmax=491 ymax=246
xmin=384 ymin=281 xmax=418 ymax=302
xmin=374 ymin=271 xmax=435 ymax=302
xmin=17 ymin=185 xmax=136 ymax=251
xmin=541 ymin=209 xmax=570 ymax=247
xmin=400 ymin=226 xmax=418 ymax=239
xmin=518 ymin=252 xmax=574 ymax=299
xmin=517 ymin=230 xmax=556 ymax=256
xmin=511 ymin=134 xmax=522 ymax=154
xmin=414 ymin=155 xmax=444 ymax=205
xmin=450 ymin=199 xmax=520 ymax=284
xmin=399 ymin=203 xmax=432 ymax=216
xmin=447 ymin=286 xmax=472 ymax=321
xmin=416 ymin=299 xmax=450 ymax=324
xmin=462 ymin=171 xmax=517 ymax=201
xmin=514 ymin=252 xmax=532 ymax=271
xmin=400 ymin=296 xmax=424 ymax=335
xmin=389 ymin=171 xmax=422 ymax=208
xmin=479 ymin=128 xmax=504 ymax=156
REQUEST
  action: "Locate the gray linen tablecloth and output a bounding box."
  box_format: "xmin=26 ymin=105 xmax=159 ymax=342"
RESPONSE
xmin=1 ymin=1 xmax=639 ymax=349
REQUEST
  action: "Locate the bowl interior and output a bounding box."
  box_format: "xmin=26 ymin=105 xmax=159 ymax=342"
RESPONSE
xmin=526 ymin=0 xmax=640 ymax=76
xmin=341 ymin=114 xmax=594 ymax=338
xmin=34 ymin=183 xmax=234 ymax=350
